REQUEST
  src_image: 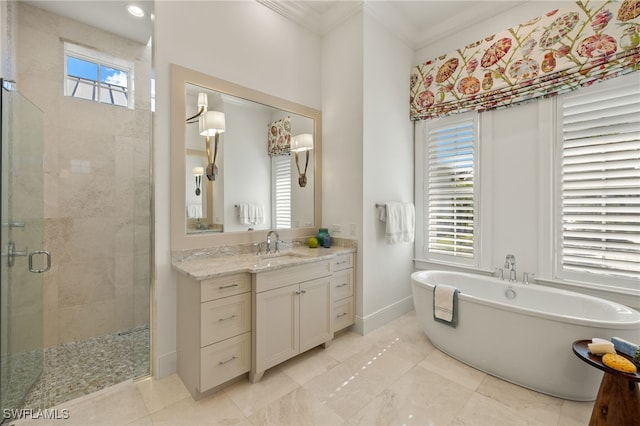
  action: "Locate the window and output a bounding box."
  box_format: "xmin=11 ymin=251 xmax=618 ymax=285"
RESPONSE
xmin=64 ymin=42 xmax=133 ymax=108
xmin=423 ymin=113 xmax=479 ymax=265
xmin=272 ymin=155 xmax=292 ymax=229
xmin=556 ymin=74 xmax=640 ymax=287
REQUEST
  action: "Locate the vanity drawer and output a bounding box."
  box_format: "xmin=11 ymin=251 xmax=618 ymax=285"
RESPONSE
xmin=331 ymin=254 xmax=353 ymax=272
xmin=332 ymin=297 xmax=354 ymax=332
xmin=201 ymin=273 xmax=251 ymax=302
xmin=200 ymin=332 xmax=251 ymax=392
xmin=331 ymin=269 xmax=353 ymax=302
xmin=201 ymin=293 xmax=251 ymax=347
xmin=254 ymin=260 xmax=331 ymax=293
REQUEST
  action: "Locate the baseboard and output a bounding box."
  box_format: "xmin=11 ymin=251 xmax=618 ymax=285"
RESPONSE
xmin=156 ymin=351 xmax=177 ymax=379
xmin=353 ymin=295 xmax=414 ymax=335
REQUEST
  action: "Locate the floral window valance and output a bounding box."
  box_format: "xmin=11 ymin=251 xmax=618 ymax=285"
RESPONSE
xmin=267 ymin=116 xmax=291 ymax=156
xmin=410 ymin=0 xmax=640 ymax=120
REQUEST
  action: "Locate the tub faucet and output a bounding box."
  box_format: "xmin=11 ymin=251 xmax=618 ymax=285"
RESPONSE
xmin=504 ymin=254 xmax=516 ymax=282
xmin=266 ymin=230 xmax=280 ymax=255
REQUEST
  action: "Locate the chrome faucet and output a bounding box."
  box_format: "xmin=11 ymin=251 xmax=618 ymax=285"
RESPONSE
xmin=504 ymin=254 xmax=516 ymax=282
xmin=266 ymin=230 xmax=280 ymax=255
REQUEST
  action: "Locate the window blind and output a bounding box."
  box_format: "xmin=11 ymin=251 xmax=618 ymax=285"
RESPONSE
xmin=560 ymin=81 xmax=640 ymax=279
xmin=426 ymin=118 xmax=475 ymax=258
xmin=273 ymin=156 xmax=292 ymax=229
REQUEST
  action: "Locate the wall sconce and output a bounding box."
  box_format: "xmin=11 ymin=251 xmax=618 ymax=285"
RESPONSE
xmin=291 ymin=133 xmax=313 ymax=187
xmin=199 ymin=111 xmax=226 ymax=181
xmin=186 ymin=92 xmax=208 ymax=123
xmin=192 ymin=166 xmax=204 ymax=195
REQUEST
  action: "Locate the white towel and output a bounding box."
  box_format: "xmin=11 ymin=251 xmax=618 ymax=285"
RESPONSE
xmin=382 ymin=201 xmax=415 ymax=244
xmin=238 ymin=203 xmax=265 ymax=225
xmin=238 ymin=203 xmax=250 ymax=225
xmin=434 ymin=284 xmax=459 ymax=325
xmin=253 ymin=205 xmax=265 ymax=225
xmin=187 ymin=204 xmax=202 ymax=219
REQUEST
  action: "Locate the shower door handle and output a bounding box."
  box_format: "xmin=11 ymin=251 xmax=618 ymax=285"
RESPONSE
xmin=29 ymin=250 xmax=51 ymax=273
xmin=3 ymin=240 xmax=27 ymax=266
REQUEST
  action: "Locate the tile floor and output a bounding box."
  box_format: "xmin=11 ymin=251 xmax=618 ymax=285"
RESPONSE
xmin=21 ymin=326 xmax=150 ymax=410
xmin=12 ymin=311 xmax=593 ymax=425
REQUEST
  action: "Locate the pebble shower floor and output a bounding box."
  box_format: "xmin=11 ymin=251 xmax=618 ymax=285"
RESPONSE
xmin=20 ymin=326 xmax=150 ymax=410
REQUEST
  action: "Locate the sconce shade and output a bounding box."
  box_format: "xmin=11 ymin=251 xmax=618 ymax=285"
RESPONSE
xmin=192 ymin=166 xmax=204 ymax=176
xmin=197 ymin=93 xmax=208 ymax=109
xmin=291 ymin=133 xmax=313 ymax=152
xmin=199 ymin=111 xmax=226 ymax=136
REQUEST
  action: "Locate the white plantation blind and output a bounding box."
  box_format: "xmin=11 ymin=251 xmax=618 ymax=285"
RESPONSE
xmin=426 ymin=118 xmax=476 ymax=259
xmin=273 ymin=155 xmax=292 ymax=229
xmin=560 ymin=78 xmax=640 ymax=280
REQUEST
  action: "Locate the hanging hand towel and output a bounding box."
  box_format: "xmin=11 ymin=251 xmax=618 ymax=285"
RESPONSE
xmin=238 ymin=203 xmax=251 ymax=225
xmin=253 ymin=205 xmax=265 ymax=225
xmin=433 ymin=284 xmax=459 ymax=327
xmin=187 ymin=204 xmax=202 ymax=219
xmin=384 ymin=201 xmax=415 ymax=244
xmin=238 ymin=203 xmax=265 ymax=225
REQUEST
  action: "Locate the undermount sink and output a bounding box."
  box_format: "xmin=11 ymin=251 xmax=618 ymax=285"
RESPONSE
xmin=253 ymin=252 xmax=308 ymax=267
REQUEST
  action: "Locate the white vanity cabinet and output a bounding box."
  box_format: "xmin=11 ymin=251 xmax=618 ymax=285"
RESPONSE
xmin=251 ymin=259 xmax=333 ymax=382
xmin=177 ymin=272 xmax=252 ymax=399
xmin=331 ymin=253 xmax=355 ymax=332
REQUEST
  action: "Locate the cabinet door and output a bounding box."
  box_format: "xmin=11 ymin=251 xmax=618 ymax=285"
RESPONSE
xmin=299 ymin=277 xmax=332 ymax=353
xmin=255 ymin=284 xmax=299 ymax=372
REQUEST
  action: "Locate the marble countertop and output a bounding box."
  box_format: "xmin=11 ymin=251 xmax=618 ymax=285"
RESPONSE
xmin=172 ymin=245 xmax=355 ymax=281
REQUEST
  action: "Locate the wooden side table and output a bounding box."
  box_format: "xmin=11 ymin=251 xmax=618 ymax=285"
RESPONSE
xmin=572 ymin=340 xmax=640 ymax=426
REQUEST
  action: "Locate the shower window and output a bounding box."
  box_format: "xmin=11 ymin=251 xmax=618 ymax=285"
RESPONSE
xmin=63 ymin=42 xmax=133 ymax=108
xmin=555 ymin=72 xmax=640 ymax=291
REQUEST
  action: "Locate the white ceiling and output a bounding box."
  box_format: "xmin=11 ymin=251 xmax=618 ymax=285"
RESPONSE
xmin=23 ymin=1 xmax=545 ymax=50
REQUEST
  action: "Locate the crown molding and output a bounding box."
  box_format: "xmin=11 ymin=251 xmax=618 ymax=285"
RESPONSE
xmin=257 ymin=1 xmax=534 ymax=50
xmin=364 ymin=1 xmax=529 ymax=50
xmin=257 ymin=0 xmax=364 ymax=35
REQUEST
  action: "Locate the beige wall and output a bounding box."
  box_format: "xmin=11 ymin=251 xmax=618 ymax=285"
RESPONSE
xmin=16 ymin=3 xmax=152 ymax=347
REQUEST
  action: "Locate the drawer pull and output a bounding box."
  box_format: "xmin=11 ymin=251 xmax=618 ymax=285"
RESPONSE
xmin=336 ymin=283 xmax=348 ymax=288
xmin=218 ymin=355 xmax=238 ymax=365
xmin=336 ymin=260 xmax=349 ymax=265
xmin=295 ymin=290 xmax=307 ymax=295
xmin=219 ymin=283 xmax=239 ymax=290
xmin=218 ymin=314 xmax=237 ymax=322
xmin=336 ymin=312 xmax=348 ymax=318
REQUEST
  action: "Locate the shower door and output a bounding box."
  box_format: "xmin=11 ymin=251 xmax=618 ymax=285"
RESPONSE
xmin=0 ymin=79 xmax=47 ymax=417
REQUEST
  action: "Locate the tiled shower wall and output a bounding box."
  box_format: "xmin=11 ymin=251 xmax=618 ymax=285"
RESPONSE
xmin=16 ymin=3 xmax=151 ymax=347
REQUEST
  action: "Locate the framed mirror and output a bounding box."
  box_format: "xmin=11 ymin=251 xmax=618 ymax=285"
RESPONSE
xmin=171 ymin=64 xmax=322 ymax=250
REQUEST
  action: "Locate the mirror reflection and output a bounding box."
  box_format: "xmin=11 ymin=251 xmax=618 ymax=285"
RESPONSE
xmin=184 ymin=83 xmax=315 ymax=234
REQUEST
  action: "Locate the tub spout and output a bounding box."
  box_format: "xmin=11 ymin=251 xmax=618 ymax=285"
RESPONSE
xmin=504 ymin=254 xmax=516 ymax=282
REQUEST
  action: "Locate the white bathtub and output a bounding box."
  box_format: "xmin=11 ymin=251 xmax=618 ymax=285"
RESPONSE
xmin=411 ymin=270 xmax=640 ymax=401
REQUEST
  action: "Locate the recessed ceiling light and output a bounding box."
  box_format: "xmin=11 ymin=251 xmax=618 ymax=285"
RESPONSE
xmin=127 ymin=5 xmax=145 ymax=18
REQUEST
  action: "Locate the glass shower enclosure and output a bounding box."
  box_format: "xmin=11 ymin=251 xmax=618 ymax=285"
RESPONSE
xmin=0 ymin=78 xmax=47 ymax=418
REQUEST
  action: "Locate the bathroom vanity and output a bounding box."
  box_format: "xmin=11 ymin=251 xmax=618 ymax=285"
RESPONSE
xmin=173 ymin=245 xmax=355 ymax=399
xmin=169 ymin=64 xmax=347 ymax=399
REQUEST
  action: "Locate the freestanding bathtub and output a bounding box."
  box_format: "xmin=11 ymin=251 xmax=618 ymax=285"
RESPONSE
xmin=411 ymin=270 xmax=640 ymax=401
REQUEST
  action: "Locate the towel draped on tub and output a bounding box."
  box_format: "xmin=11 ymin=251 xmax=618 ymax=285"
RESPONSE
xmin=433 ymin=284 xmax=460 ymax=328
